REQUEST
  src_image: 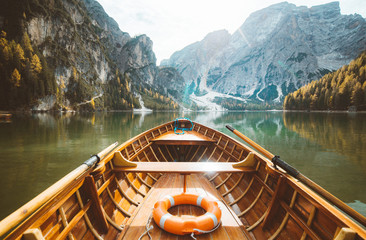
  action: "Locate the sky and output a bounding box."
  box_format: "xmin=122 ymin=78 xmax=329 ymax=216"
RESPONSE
xmin=96 ymin=0 xmax=366 ymax=64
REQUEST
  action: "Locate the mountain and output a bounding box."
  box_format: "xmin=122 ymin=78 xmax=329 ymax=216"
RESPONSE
xmin=0 ymin=0 xmax=177 ymax=111
xmin=161 ymin=2 xmax=366 ymax=109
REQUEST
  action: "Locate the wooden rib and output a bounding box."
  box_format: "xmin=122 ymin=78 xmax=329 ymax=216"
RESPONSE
xmin=149 ymin=146 xmax=159 ymax=161
xmin=300 ymin=206 xmax=317 ymax=240
xmin=238 ymin=186 xmax=265 ymax=217
xmin=105 ymin=185 xmax=132 ymax=217
xmin=55 ymin=201 xmax=92 ymax=240
xmin=185 ymin=145 xmax=194 ymax=161
xmin=229 ymin=177 xmax=255 ymax=206
xmin=135 ymin=173 xmax=153 ymax=188
xmin=211 ymin=132 xmax=216 ymax=139
xmin=130 ymin=157 xmax=160 ymax=180
xmin=216 ymin=144 xmax=238 ymax=162
xmin=59 ymin=207 xmax=75 ymax=240
xmin=246 ymin=208 xmax=269 ymax=231
xmin=237 ymin=173 xmax=270 ymax=218
xmin=268 ymin=191 xmax=298 ymax=240
xmin=114 ymin=178 xmax=139 ymax=206
xmin=238 ymin=149 xmax=245 ymax=161
xmin=124 ymin=148 xmax=130 ymax=160
xmin=157 ymin=146 xmax=169 ymax=162
xmin=171 ymin=145 xmax=179 ymax=160
xmin=97 ymin=174 xmax=114 ymax=196
xmin=209 ymin=173 xmax=219 ymax=182
xmin=223 ymin=139 xmax=229 ymax=151
xmin=215 ymin=173 xmax=232 ymax=189
xmin=138 ymin=139 xmax=144 ymax=150
xmin=206 ymin=146 xmax=217 ymax=162
xmin=123 ymin=173 xmax=146 ymax=197
xmin=215 ymin=151 xmax=224 ymax=162
xmin=279 ymin=199 xmax=320 ymax=240
xmin=164 ymin=145 xmax=175 ymax=162
xmin=109 ymin=162 xmax=139 ymax=206
xmin=216 ymin=136 xmax=222 ymax=145
xmin=142 ymin=151 xmax=151 ymax=162
xmin=144 ymin=135 xmax=150 ymax=144
xmin=101 ymin=174 xmax=133 ymax=218
xmin=147 ymin=173 xmax=158 ymax=182
xmin=158 ymin=128 xmax=162 ymax=135
xmin=231 ymin=145 xmax=236 ymax=154
xmin=188 ymin=146 xmax=201 ymax=162
xmin=222 ymin=173 xmax=244 ymax=197
xmin=102 ymin=208 xmax=124 ymax=231
xmin=75 ymin=190 xmax=103 ymax=240
xmin=131 ymin=142 xmax=137 ymax=154
xmin=196 ymin=147 xmax=208 ymax=162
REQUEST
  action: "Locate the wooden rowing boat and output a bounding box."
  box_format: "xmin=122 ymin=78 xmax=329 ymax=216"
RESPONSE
xmin=0 ymin=118 xmax=365 ymax=239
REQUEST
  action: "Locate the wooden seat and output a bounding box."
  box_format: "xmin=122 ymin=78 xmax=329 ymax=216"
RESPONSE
xmin=113 ymin=162 xmax=256 ymax=173
xmin=121 ymin=173 xmax=249 ymax=239
xmin=151 ymin=131 xmax=217 ymax=145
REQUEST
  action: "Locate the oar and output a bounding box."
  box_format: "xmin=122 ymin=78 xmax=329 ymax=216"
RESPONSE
xmin=0 ymin=142 xmax=119 ymax=237
xmin=226 ymin=125 xmax=366 ymax=226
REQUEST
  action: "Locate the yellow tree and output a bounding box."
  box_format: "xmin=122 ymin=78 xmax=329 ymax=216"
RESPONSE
xmin=13 ymin=43 xmax=25 ymax=68
xmin=31 ymin=54 xmax=42 ymax=74
xmin=11 ymin=68 xmax=21 ymax=87
xmin=90 ymin=98 xmax=95 ymax=110
xmin=22 ymin=33 xmax=33 ymax=57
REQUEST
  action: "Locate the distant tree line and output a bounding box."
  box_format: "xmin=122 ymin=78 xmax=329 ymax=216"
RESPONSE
xmin=284 ymin=51 xmax=366 ymax=110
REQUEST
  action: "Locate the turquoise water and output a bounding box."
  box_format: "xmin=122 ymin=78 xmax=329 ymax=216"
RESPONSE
xmin=0 ymin=111 xmax=365 ymax=220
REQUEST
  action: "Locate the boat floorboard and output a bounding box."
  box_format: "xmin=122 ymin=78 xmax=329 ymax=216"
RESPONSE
xmin=121 ymin=173 xmax=249 ymax=240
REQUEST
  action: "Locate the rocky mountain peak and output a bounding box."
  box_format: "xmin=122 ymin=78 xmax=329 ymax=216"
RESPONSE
xmin=162 ymin=1 xmax=366 ymax=108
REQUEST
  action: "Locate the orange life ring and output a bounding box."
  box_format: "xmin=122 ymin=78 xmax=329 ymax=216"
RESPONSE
xmin=153 ymin=193 xmax=222 ymax=235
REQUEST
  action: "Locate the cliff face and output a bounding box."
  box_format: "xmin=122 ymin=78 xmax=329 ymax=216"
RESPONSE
xmin=0 ymin=0 xmax=168 ymax=110
xmin=162 ymin=2 xmax=366 ymax=105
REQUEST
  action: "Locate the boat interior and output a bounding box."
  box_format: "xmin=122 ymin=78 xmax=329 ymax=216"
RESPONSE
xmin=3 ymin=120 xmax=366 ymax=240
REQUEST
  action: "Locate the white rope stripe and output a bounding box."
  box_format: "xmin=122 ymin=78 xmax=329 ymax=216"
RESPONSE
xmin=165 ymin=195 xmax=175 ymax=207
xmin=205 ymin=212 xmax=218 ymax=226
xmin=196 ymin=195 xmax=204 ymax=207
xmin=159 ymin=213 xmax=172 ymax=229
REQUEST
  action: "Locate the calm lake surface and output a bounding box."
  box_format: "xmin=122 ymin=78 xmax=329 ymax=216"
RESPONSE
xmin=0 ymin=111 xmax=365 ymax=220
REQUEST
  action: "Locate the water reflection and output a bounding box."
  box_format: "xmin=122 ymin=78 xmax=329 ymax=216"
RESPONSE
xmin=0 ymin=111 xmax=365 ymax=219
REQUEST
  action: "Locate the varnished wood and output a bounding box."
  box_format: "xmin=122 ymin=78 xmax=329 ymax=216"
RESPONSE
xmin=121 ymin=173 xmax=249 ymax=240
xmin=151 ymin=131 xmax=217 ymax=145
xmin=113 ymin=162 xmax=256 ymax=173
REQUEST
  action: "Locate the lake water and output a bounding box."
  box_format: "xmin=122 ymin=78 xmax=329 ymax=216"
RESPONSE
xmin=0 ymin=111 xmax=365 ymax=220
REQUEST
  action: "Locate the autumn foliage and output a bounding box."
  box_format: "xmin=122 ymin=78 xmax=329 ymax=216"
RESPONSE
xmin=284 ymin=51 xmax=366 ymax=111
xmin=0 ymin=31 xmax=56 ymax=109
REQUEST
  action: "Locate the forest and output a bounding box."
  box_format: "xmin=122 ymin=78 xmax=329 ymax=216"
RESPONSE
xmin=0 ymin=31 xmax=57 ymax=110
xmin=284 ymin=51 xmax=366 ymax=111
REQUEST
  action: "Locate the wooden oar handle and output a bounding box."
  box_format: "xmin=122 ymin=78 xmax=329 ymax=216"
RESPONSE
xmin=271 ymin=155 xmax=299 ymax=178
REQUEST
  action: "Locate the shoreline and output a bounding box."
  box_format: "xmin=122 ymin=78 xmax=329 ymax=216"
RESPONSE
xmin=2 ymin=109 xmax=366 ymax=114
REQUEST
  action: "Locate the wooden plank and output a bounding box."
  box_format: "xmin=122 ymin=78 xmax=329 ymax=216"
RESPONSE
xmin=151 ymin=131 xmax=217 ymax=145
xmin=121 ymin=173 xmax=249 ymax=240
xmin=113 ymin=162 xmax=255 ymax=173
